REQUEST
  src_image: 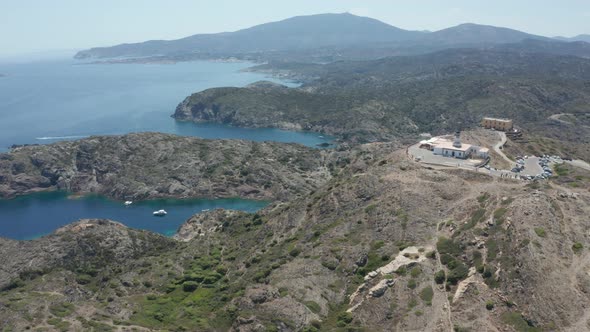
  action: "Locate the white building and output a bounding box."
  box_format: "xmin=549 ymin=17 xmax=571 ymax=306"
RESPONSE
xmin=433 ymin=140 xmax=472 ymax=159
xmin=419 ymin=132 xmax=489 ymax=160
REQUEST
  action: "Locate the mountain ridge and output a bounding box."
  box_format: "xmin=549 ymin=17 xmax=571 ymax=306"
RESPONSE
xmin=75 ymin=13 xmax=559 ymax=60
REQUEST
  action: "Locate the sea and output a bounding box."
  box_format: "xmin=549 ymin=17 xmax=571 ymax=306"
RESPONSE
xmin=0 ymin=56 xmax=329 ymax=240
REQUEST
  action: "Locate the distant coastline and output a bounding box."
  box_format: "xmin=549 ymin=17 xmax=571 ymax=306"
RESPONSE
xmin=85 ymin=54 xmax=248 ymax=65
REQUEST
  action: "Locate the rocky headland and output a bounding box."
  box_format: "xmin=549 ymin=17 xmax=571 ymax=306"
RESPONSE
xmin=0 ymin=132 xmax=332 ymax=201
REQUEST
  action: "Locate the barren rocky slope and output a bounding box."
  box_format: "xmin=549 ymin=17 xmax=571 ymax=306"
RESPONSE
xmin=1 ymin=142 xmax=589 ymax=331
xmin=0 ymin=132 xmax=332 ymax=201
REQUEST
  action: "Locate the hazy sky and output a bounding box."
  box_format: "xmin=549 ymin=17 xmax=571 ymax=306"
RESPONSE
xmin=1 ymin=0 xmax=589 ymax=56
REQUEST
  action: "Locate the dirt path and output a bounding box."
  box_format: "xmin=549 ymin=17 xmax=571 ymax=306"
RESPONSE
xmin=566 ymin=159 xmax=590 ymax=171
xmin=434 ymin=221 xmax=454 ymax=332
xmin=549 ymin=113 xmax=573 ymax=125
xmin=549 ymin=113 xmax=590 ymax=129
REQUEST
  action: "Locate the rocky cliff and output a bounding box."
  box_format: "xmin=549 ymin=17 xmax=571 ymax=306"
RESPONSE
xmin=0 ymin=132 xmax=332 ymax=201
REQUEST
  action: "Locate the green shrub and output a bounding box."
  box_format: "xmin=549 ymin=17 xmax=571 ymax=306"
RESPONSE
xmin=321 ymin=260 xmax=338 ymax=271
xmin=365 ymin=204 xmax=377 ymax=214
xmin=420 ymin=286 xmax=434 ymax=305
xmin=371 ymin=240 xmax=385 ymax=250
xmin=437 ymin=237 xmax=461 ymax=256
xmin=182 ymin=281 xmax=199 ymax=292
xmin=447 ymin=262 xmax=469 ymax=285
xmin=534 ymin=228 xmax=546 ymax=237
xmin=501 ymin=312 xmax=540 ymax=332
xmin=486 ymin=300 xmax=494 ymax=310
xmin=337 ymin=312 xmax=353 ymax=325
xmin=434 ymin=270 xmax=445 ymax=284
xmin=49 ymin=302 xmax=75 ymax=318
xmin=477 ymin=192 xmax=490 ymax=204
xmin=278 ymin=287 xmax=289 ymax=297
xmin=407 ymin=279 xmax=417 ymax=289
xmin=304 ymin=301 xmax=321 ymax=314
xmin=493 ymin=208 xmax=508 ymax=223
xmin=440 ymin=253 xmax=454 ymax=265
xmin=289 ymin=247 xmax=301 ymax=257
xmin=462 ymin=208 xmax=487 ymax=230
xmin=75 ymin=274 xmax=92 ymax=285
xmin=573 ymin=242 xmax=584 ymax=254
xmin=410 ymin=266 xmax=421 ymax=278
xmin=47 ymin=318 xmax=71 ymax=332
xmin=486 ymin=239 xmax=498 ymax=261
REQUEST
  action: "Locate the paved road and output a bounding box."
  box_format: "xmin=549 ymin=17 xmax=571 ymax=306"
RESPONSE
xmin=567 ymin=160 xmax=590 ymax=171
xmin=493 ymin=131 xmax=513 ymax=165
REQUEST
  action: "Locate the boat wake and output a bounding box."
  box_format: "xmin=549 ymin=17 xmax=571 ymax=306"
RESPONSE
xmin=35 ymin=135 xmax=88 ymax=140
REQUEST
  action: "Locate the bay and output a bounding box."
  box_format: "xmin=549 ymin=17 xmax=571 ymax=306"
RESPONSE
xmin=0 ymin=57 xmax=325 ymax=239
xmin=0 ymin=58 xmax=330 ymax=151
xmin=0 ymin=191 xmax=268 ymax=240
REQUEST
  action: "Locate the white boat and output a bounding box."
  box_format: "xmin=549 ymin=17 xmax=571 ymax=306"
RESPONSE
xmin=201 ymin=209 xmax=210 ymax=212
xmin=153 ymin=209 xmax=167 ymax=216
xmin=124 ymin=201 xmax=133 ymax=206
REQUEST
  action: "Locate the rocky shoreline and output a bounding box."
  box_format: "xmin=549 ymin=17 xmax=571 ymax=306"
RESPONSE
xmin=0 ymin=132 xmax=332 ymax=201
xmin=171 ymin=81 xmax=390 ymax=143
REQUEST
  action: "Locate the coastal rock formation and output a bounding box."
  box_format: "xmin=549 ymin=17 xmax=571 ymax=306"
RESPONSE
xmin=173 ymin=209 xmax=250 ymax=242
xmin=0 ymin=132 xmax=332 ymax=201
xmin=0 ymin=219 xmax=176 ymax=288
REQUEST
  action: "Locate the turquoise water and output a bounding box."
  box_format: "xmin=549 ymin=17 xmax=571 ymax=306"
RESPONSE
xmin=0 ymin=192 xmax=267 ymax=240
xmin=0 ymin=58 xmax=331 ymax=151
xmin=0 ymin=57 xmax=328 ymax=239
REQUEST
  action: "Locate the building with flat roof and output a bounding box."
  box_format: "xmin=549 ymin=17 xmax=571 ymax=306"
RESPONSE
xmin=481 ymin=117 xmax=513 ymax=131
xmin=419 ymin=132 xmax=489 ymax=159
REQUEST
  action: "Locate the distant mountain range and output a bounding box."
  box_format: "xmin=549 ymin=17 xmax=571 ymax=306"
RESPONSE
xmin=554 ymin=34 xmax=590 ymax=43
xmin=75 ymin=13 xmax=587 ymax=60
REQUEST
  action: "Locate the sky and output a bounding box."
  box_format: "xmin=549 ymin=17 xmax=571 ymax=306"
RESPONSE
xmin=1 ymin=0 xmax=589 ymax=57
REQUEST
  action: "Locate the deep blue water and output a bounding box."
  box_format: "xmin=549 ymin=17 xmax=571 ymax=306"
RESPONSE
xmin=0 ymin=57 xmax=327 ymax=240
xmin=0 ymin=58 xmax=330 ymax=151
xmin=0 ymin=192 xmax=267 ymax=240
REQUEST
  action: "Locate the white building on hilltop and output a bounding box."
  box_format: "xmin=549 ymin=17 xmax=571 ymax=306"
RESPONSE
xmin=419 ymin=132 xmax=489 ymax=160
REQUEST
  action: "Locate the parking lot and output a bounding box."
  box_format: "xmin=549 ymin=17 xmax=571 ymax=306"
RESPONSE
xmin=511 ymin=155 xmax=559 ymax=180
xmin=520 ymin=157 xmax=544 ymax=176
